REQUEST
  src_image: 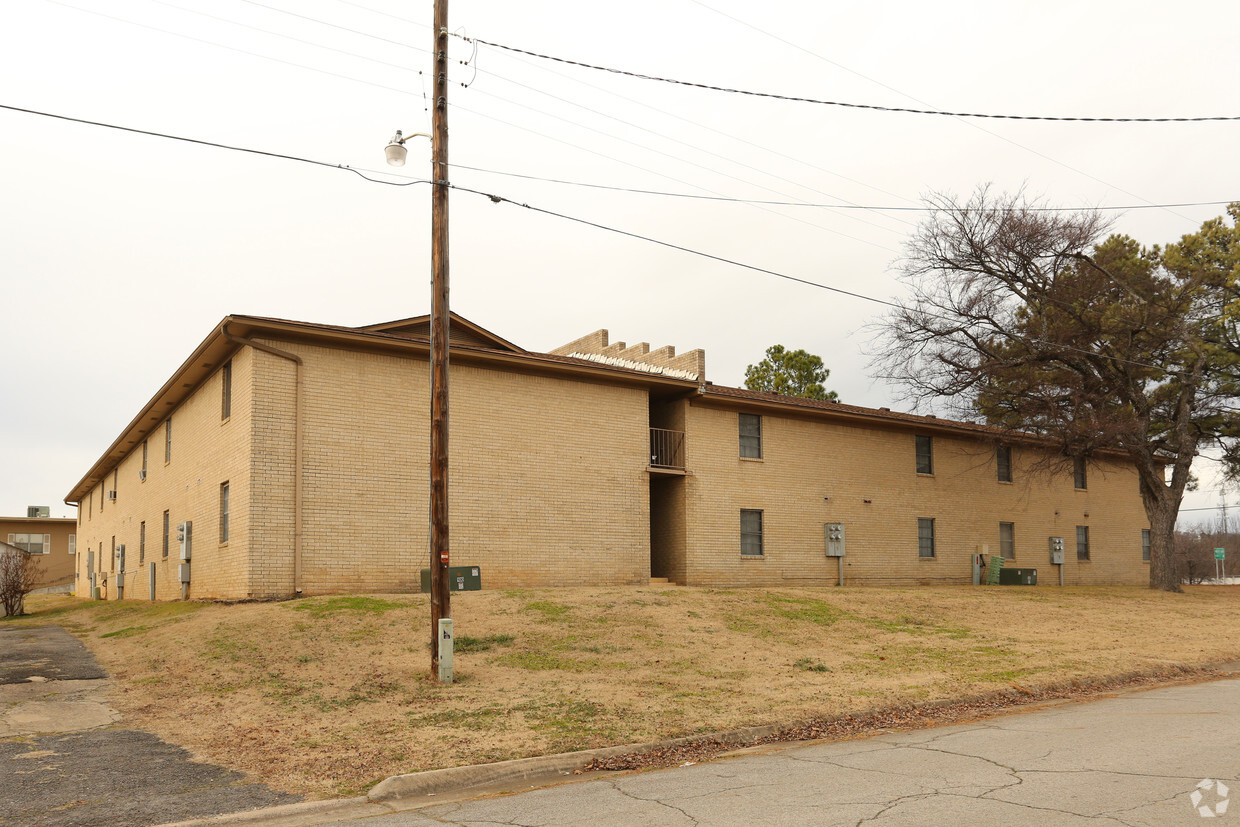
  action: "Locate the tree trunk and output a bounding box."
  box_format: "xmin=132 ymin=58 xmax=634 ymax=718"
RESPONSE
xmin=1146 ymin=497 xmax=1182 ymax=593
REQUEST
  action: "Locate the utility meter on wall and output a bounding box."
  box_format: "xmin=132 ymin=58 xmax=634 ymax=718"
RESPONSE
xmin=825 ymin=523 xmax=846 ymax=557
xmin=1049 ymin=536 xmax=1065 ymax=565
xmin=177 ymin=521 xmax=192 ymax=561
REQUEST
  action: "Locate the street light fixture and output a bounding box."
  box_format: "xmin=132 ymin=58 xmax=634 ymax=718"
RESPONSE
xmin=384 ymin=130 xmax=431 ymax=167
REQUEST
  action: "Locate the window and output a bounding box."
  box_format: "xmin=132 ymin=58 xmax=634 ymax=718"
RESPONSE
xmin=1077 ymin=525 xmax=1090 ymax=560
xmin=142 ymin=440 xmax=148 ymax=478
xmin=99 ymin=484 xmax=104 ymax=512
xmin=165 ymin=418 xmax=173 ymax=463
xmin=916 ymin=435 xmax=933 ymax=474
xmin=220 ymin=482 xmax=230 ymax=543
xmin=1073 ymin=457 xmax=1087 ymax=490
xmin=918 ymin=518 xmax=935 ymax=558
xmin=7 ymin=533 xmax=50 ymax=554
xmin=999 ymin=522 xmax=1015 ymax=559
xmin=740 ymin=509 xmax=764 ymax=556
xmin=739 ymin=414 xmax=762 ymax=459
xmin=162 ymin=511 xmax=170 ymax=558
xmin=1142 ymin=529 xmax=1151 ymax=562
xmin=68 ymin=534 xmax=76 ymax=555
xmin=996 ymin=445 xmax=1012 ymax=482
xmin=221 ymin=360 xmax=232 ymax=420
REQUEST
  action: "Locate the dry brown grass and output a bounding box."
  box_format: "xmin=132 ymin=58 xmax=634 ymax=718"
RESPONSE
xmin=11 ymin=585 xmax=1240 ymax=798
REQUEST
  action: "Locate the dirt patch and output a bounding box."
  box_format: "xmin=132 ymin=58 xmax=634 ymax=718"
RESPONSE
xmin=12 ymin=585 xmax=1240 ymax=799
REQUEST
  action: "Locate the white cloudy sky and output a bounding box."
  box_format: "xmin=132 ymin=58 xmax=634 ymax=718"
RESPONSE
xmin=2 ymin=0 xmax=1237 ymax=524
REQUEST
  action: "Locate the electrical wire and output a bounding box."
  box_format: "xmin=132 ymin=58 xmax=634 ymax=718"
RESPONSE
xmin=0 ymin=102 xmax=429 ymax=187
xmin=447 ymin=162 xmax=1238 ymax=213
xmin=0 ymin=99 xmax=1215 ymax=372
xmin=465 ymin=45 xmax=916 ymax=228
xmin=455 ymin=82 xmax=901 ymax=248
xmin=683 ymin=0 xmax=1199 ymax=222
xmin=456 ymin=35 xmax=1240 ymax=123
xmin=45 ymin=0 xmax=422 ymax=97
xmin=236 ymin=0 xmax=427 ymax=53
xmin=145 ymin=0 xmax=424 ymax=75
xmin=446 ymin=181 xmax=1175 ymax=372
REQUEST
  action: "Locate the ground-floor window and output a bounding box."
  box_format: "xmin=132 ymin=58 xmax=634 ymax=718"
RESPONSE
xmin=740 ymin=509 xmax=763 ymax=556
xmin=1141 ymin=529 xmax=1150 ymax=562
xmin=999 ymin=522 xmax=1015 ymax=559
xmin=918 ymin=518 xmax=935 ymax=558
xmin=1077 ymin=525 xmax=1090 ymax=561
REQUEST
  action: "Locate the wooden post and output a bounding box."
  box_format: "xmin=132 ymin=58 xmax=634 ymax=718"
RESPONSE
xmin=429 ymin=0 xmax=451 ymax=677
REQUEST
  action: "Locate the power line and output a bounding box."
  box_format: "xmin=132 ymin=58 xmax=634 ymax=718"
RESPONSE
xmin=682 ymin=0 xmax=1199 ymax=224
xmin=457 ymin=35 xmax=1240 ymax=123
xmin=0 ymin=100 xmax=1204 ymax=373
xmin=448 ymin=162 xmax=1237 ymax=213
xmin=46 ymin=0 xmax=422 ymax=97
xmin=0 ymin=102 xmax=428 ymax=187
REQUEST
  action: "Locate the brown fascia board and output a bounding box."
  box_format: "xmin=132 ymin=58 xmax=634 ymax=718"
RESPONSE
xmin=65 ymin=315 xmax=696 ymax=504
xmin=1 ymin=516 xmax=78 ymax=524
xmin=694 ymin=386 xmax=1128 ymax=458
xmin=357 ymin=312 xmax=527 ymax=354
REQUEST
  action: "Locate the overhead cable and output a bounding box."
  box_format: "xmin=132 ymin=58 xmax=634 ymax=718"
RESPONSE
xmin=456 ymin=35 xmax=1240 ymax=123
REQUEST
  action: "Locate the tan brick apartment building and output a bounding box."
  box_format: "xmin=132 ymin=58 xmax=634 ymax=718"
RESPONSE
xmin=67 ymin=313 xmax=1151 ymax=600
xmin=1 ymin=511 xmax=77 ymax=588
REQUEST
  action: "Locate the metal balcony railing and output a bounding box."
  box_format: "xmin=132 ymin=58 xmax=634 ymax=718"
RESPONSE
xmin=650 ymin=428 xmax=686 ymax=470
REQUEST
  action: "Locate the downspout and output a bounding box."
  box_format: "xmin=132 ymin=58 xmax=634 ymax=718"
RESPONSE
xmin=223 ymin=326 xmax=304 ymax=596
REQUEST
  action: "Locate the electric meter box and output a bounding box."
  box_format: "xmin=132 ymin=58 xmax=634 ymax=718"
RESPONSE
xmin=420 ymin=566 xmax=482 ymax=593
xmin=824 ymin=523 xmax=846 ymax=557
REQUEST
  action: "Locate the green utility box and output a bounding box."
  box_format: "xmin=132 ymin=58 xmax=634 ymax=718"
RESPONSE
xmin=998 ymin=567 xmax=1037 ymax=586
xmin=420 ymin=566 xmax=482 ymax=593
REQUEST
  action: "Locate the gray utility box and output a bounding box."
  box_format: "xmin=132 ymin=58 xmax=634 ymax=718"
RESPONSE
xmin=824 ymin=523 xmax=846 ymax=557
xmin=178 ymin=563 xmax=191 ymax=583
xmin=998 ymin=568 xmax=1037 ymax=586
xmin=420 ymin=566 xmax=482 ymax=593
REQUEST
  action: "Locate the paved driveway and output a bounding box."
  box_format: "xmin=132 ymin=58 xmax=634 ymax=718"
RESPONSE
xmin=0 ymin=624 xmax=298 ymax=826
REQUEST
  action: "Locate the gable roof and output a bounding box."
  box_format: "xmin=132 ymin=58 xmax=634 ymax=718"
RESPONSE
xmin=356 ymin=313 xmax=525 ymax=353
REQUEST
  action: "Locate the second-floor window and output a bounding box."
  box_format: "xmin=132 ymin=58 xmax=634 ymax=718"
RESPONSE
xmin=165 ymin=418 xmax=173 ymax=463
xmin=1073 ymin=457 xmax=1087 ymax=489
xmin=916 ymin=435 xmax=933 ymax=474
xmin=221 ymin=361 xmax=232 ymax=420
xmin=739 ymin=413 xmax=762 ymax=459
xmin=996 ymin=445 xmax=1012 ymax=482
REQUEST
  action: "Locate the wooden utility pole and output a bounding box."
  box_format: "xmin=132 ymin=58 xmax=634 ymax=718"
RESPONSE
xmin=429 ymin=0 xmax=451 ymax=676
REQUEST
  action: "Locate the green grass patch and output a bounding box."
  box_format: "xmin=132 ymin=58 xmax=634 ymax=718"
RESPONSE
xmin=286 ymin=596 xmax=406 ymax=618
xmin=455 ymin=633 xmax=515 ymax=653
xmin=99 ymin=625 xmax=153 ymax=639
xmin=523 ymin=600 xmax=572 ymax=621
xmin=794 ymin=657 xmax=832 ymax=673
xmin=764 ymin=593 xmax=843 ymax=626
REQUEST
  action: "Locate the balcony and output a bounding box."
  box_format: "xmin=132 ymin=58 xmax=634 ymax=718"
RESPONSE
xmin=650 ymin=428 xmax=686 ymax=472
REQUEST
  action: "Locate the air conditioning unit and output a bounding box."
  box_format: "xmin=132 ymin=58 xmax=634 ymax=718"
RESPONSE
xmin=107 ymin=490 xmax=118 ymax=502
xmin=138 ymin=469 xmax=147 ymax=481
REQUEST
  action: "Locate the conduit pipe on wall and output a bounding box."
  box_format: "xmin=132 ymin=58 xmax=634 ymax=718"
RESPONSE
xmin=223 ymin=326 xmax=305 ymax=596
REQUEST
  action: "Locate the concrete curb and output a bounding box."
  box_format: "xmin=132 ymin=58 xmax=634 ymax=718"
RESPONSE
xmin=163 ymin=661 xmax=1240 ymax=824
xmin=367 ymin=722 xmax=785 ymax=803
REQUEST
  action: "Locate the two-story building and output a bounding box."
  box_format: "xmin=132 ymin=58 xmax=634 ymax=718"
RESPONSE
xmin=67 ymin=313 xmax=1151 ymax=600
xmin=2 ymin=508 xmax=77 ymax=589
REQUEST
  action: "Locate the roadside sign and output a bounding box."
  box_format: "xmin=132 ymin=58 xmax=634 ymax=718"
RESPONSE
xmin=1215 ymin=548 xmax=1226 ymax=560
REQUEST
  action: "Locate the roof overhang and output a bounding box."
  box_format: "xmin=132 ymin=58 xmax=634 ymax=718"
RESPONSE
xmin=65 ymin=314 xmax=697 ymax=504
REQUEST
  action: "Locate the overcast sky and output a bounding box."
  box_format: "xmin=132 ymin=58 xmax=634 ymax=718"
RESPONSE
xmin=2 ymin=0 xmax=1238 ymax=525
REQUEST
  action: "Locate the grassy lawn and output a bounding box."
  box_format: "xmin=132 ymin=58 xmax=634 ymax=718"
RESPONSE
xmin=8 ymin=585 xmax=1240 ymax=798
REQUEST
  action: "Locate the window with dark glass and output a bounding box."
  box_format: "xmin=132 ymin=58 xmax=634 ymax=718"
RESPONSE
xmin=740 ymin=509 xmax=764 ymax=556
xmin=999 ymin=522 xmax=1015 ymax=559
xmin=918 ymin=517 xmax=935 ymax=557
xmin=220 ymin=482 xmax=230 ymax=543
xmin=162 ymin=511 xmax=170 ymax=558
xmin=1073 ymin=457 xmax=1087 ymax=489
xmin=739 ymin=414 xmax=762 ymax=459
xmin=140 ymin=521 xmax=146 ymax=564
xmin=221 ymin=361 xmax=232 ymax=420
xmin=997 ymin=445 xmax=1012 ymax=482
xmin=165 ymin=418 xmax=173 ymax=463
xmin=1142 ymin=529 xmax=1151 ymax=562
xmin=1077 ymin=525 xmax=1090 ymax=560
xmin=916 ymin=435 xmax=933 ymax=474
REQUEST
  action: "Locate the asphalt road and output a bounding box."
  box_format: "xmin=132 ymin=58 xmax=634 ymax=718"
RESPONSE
xmin=0 ymin=624 xmax=298 ymax=826
xmin=323 ymin=677 xmax=1240 ymax=826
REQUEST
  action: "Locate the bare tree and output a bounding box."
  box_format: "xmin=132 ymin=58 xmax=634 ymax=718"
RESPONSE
xmin=872 ymin=186 xmax=1240 ymax=592
xmin=0 ymin=547 xmax=44 ymax=618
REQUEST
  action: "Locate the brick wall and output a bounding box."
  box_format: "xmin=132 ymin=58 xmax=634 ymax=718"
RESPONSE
xmin=678 ymin=400 xmax=1150 ymax=587
xmin=74 ymin=350 xmax=253 ymax=600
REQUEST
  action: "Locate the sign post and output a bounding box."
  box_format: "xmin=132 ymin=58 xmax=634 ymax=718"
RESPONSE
xmin=1215 ymin=548 xmax=1226 ymax=584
